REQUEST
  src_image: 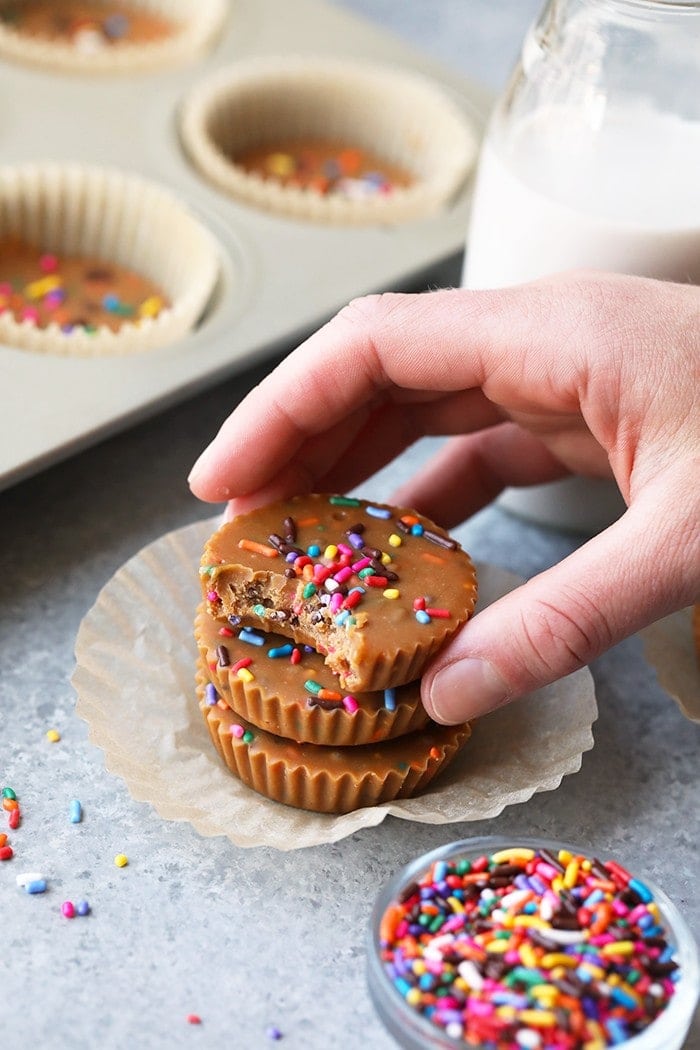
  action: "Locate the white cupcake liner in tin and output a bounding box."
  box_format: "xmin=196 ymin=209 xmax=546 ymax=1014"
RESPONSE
xmin=179 ymin=56 xmax=479 ymax=226
xmin=0 ymin=163 xmax=220 ymax=356
xmin=0 ymin=0 xmax=227 ymax=75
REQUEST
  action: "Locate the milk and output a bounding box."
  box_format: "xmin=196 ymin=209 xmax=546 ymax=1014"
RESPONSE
xmin=464 ymin=105 xmax=700 ymax=288
xmin=462 ymin=104 xmax=700 ymax=531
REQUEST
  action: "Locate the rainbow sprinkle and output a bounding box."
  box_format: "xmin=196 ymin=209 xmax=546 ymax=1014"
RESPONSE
xmin=378 ymin=845 xmax=681 ymax=1048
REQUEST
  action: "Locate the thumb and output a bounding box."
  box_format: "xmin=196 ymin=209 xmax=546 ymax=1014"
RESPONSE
xmin=421 ymin=487 xmax=698 ymax=723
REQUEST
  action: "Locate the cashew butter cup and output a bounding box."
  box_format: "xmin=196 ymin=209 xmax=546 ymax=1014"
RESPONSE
xmin=0 ymin=0 xmax=227 ymax=74
xmin=179 ymin=56 xmax=479 ymax=225
xmin=0 ymin=163 xmax=220 ymax=356
xmin=195 ymin=603 xmax=430 ymax=747
xmin=197 ymin=664 xmax=472 ymax=815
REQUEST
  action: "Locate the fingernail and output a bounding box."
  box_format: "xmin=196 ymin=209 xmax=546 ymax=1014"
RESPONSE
xmin=427 ymin=658 xmax=510 ymax=723
xmin=187 ymin=452 xmax=208 ymax=486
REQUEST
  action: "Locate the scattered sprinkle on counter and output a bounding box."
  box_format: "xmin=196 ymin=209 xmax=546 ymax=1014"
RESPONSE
xmin=186 ymin=1014 xmax=202 ymax=1025
xmin=69 ymin=799 xmax=83 ymax=824
xmin=265 ymin=1025 xmax=283 ymax=1041
xmin=378 ymin=845 xmax=682 ymax=1048
xmin=114 ymin=853 xmax=129 ymax=868
xmin=46 ymin=728 xmax=61 ymax=743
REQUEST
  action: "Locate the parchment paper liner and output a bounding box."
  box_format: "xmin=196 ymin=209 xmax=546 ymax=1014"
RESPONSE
xmin=196 ymin=605 xmax=430 ymax=746
xmin=639 ymin=606 xmax=700 ymax=723
xmin=72 ymin=517 xmax=598 ymax=850
xmin=0 ymin=0 xmax=227 ymax=75
xmin=197 ymin=663 xmax=471 ymax=814
xmin=0 ymin=163 xmax=220 ymax=356
xmin=179 ymin=56 xmax=479 ymax=226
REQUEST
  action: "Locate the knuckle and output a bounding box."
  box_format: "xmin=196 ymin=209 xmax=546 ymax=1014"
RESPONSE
xmin=516 ymin=589 xmax=613 ymax=683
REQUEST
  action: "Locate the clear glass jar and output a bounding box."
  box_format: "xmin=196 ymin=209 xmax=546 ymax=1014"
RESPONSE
xmin=463 ymin=0 xmax=700 ymax=533
xmin=368 ymin=835 xmax=700 ymax=1050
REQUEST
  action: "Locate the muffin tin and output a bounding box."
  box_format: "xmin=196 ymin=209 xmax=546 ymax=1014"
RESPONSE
xmin=0 ymin=0 xmax=492 ymax=490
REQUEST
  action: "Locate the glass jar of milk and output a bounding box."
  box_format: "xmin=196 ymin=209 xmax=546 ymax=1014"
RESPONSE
xmin=463 ymin=0 xmax=700 ymax=532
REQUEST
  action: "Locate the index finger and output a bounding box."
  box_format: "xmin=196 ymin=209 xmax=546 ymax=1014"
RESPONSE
xmin=186 ymin=280 xmax=602 ymax=505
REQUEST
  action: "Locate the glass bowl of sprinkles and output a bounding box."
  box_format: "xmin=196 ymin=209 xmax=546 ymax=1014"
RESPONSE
xmin=368 ymin=837 xmax=700 ymax=1050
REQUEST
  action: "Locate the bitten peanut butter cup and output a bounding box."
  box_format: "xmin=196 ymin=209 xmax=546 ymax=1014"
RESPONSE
xmin=196 ymin=664 xmax=471 ymax=815
xmin=200 ymin=494 xmax=478 ymax=693
xmin=195 ymin=603 xmax=429 ymax=747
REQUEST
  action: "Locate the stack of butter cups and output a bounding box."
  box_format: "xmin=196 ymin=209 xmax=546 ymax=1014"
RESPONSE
xmin=195 ymin=494 xmax=478 ymax=814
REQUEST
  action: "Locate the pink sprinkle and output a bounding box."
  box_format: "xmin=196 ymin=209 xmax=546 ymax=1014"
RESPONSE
xmin=330 ymin=592 xmax=344 ymax=614
xmin=61 ymin=901 xmax=76 ymax=919
xmin=627 ymin=904 xmax=648 ymax=924
xmin=206 ymin=590 xmax=219 ymax=603
xmin=351 ymin=558 xmax=371 ymax=572
xmin=535 ymin=861 xmax=559 ymax=881
xmin=334 ymin=567 xmax=353 ymax=584
xmin=611 ymin=898 xmax=629 ymax=917
xmin=313 ymin=565 xmax=332 ymax=584
xmin=20 ymin=307 xmax=39 ymax=323
xmin=504 ymin=950 xmax=520 ymax=965
xmin=337 ymin=543 xmax=353 ymax=557
xmin=39 ymin=253 xmax=58 ymax=273
xmin=342 ymin=695 xmax=358 ymax=714
xmin=230 ymin=724 xmax=245 ymax=738
xmin=0 ymin=282 xmax=12 ymax=296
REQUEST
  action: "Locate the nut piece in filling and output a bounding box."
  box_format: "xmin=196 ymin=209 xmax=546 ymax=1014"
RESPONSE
xmin=201 ymin=494 xmax=478 ymax=693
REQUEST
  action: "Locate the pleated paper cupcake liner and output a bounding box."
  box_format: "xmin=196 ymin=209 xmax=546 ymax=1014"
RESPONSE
xmin=0 ymin=0 xmax=227 ymax=74
xmin=179 ymin=55 xmax=479 ymax=225
xmin=0 ymin=162 xmax=220 ymax=356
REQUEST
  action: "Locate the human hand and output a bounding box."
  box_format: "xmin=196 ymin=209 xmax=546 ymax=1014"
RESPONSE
xmin=188 ymin=272 xmax=700 ymax=723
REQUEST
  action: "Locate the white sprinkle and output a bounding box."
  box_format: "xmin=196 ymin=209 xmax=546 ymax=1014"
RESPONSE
xmin=457 ymin=960 xmax=484 ymax=990
xmin=16 ymin=871 xmax=44 ymax=887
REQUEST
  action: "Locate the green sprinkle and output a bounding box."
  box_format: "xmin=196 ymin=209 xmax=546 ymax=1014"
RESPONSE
xmin=2 ymin=787 xmax=16 ymax=800
xmin=304 ymin=680 xmax=322 ymax=695
xmin=329 ymin=496 xmax=360 ymax=506
xmin=252 ymin=604 xmax=266 ymax=616
xmin=358 ymin=567 xmax=374 ymax=578
xmin=456 ymin=859 xmax=471 ymax=875
xmin=429 ymin=915 xmax=445 ymax=932
xmin=199 ymin=565 xmax=216 ymax=576
xmin=242 ymin=730 xmax=255 ymax=744
xmin=302 ymin=582 xmax=317 ymax=599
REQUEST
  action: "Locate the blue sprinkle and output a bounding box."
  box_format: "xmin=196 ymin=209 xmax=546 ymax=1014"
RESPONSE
xmin=628 ymin=877 xmax=653 ymax=903
xmin=268 ymin=644 xmax=294 ymax=659
xmin=69 ymin=799 xmax=82 ymax=824
xmin=347 ymin=586 xmax=365 ymax=596
xmin=239 ymin=628 xmax=265 ymax=647
xmin=586 ymin=889 xmax=605 ymax=906
xmin=610 ymin=987 xmax=637 ymax=1009
xmin=335 ymin=610 xmax=350 ymax=626
xmin=347 ymin=532 xmax=365 ymax=549
xmin=433 ymin=861 xmax=448 ymax=882
xmin=266 ymin=1026 xmax=283 ymax=1042
xmin=366 ymin=505 xmax=391 ymax=519
xmin=411 ymin=523 xmax=424 ymax=536
xmin=26 ymin=879 xmax=47 ymax=894
xmin=384 ymin=688 xmax=396 ymax=711
xmin=415 ymin=609 xmax=431 ymax=625
xmin=102 ymin=293 xmax=120 ymax=311
xmin=103 ymin=13 xmax=129 ymax=38
xmin=205 ymin=683 xmax=218 ymax=706
xmin=605 ymin=1018 xmax=629 ymax=1045
xmin=659 ymin=944 xmax=676 ymax=963
xmin=228 ymin=615 xmax=241 ymax=627
xmin=306 ymin=544 xmax=321 ymax=557
xmin=76 ymin=900 xmax=91 ymax=916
